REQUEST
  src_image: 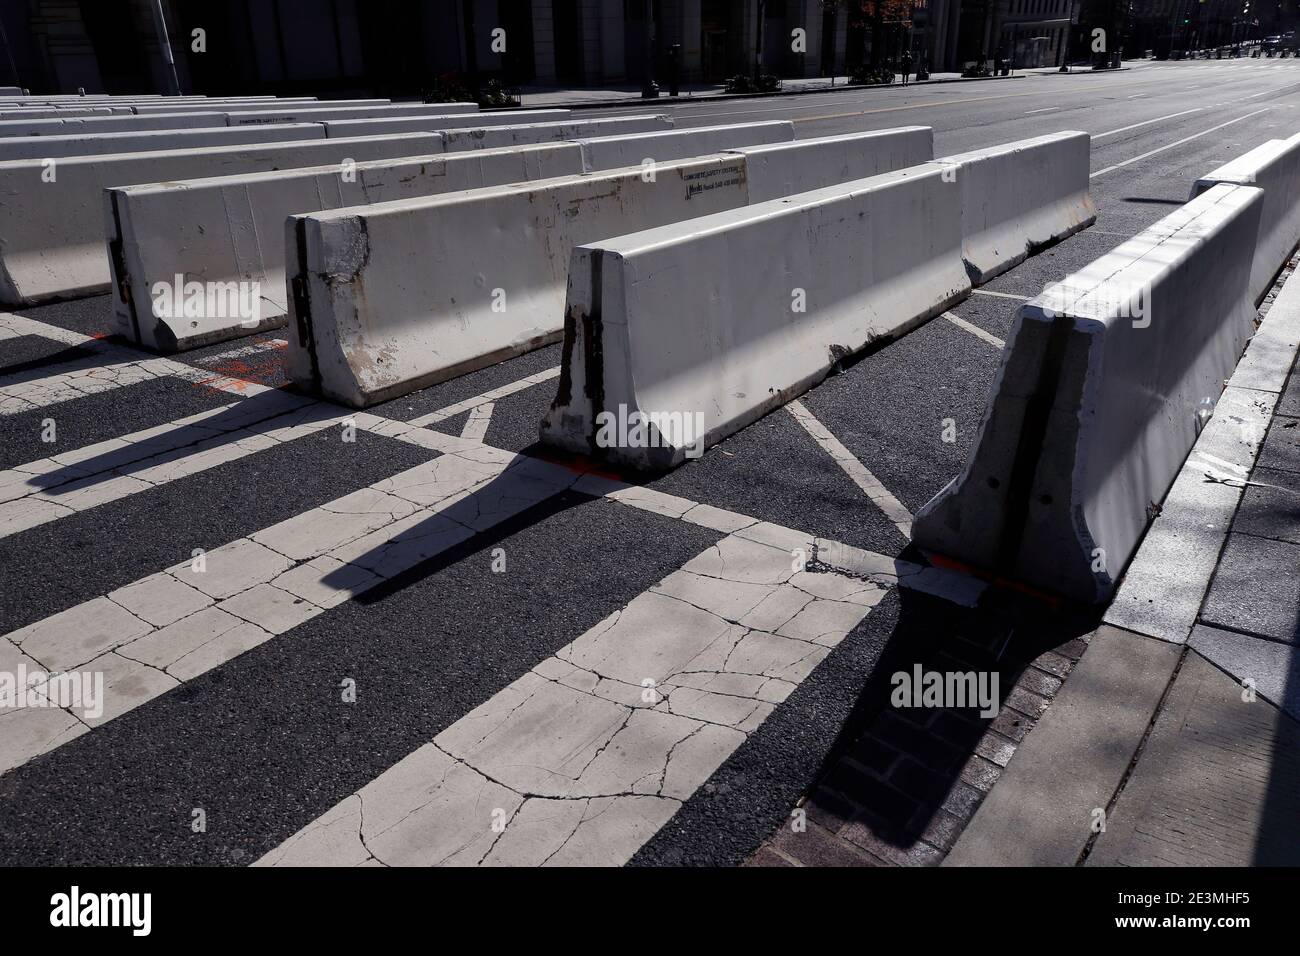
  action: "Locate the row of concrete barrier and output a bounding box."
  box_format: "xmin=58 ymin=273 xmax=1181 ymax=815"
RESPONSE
xmin=0 ymin=116 xmax=671 ymax=306
xmin=286 ymin=127 xmax=941 ymax=407
xmin=539 ymin=131 xmax=1095 ymax=468
xmin=108 ymin=122 xmax=796 ymax=350
xmin=912 ymin=135 xmax=1300 ymax=603
xmin=0 ymin=101 xmax=489 ymax=138
xmin=0 ymin=110 xmax=578 ymax=161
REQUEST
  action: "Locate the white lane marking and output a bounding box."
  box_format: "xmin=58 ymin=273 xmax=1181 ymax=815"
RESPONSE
xmin=0 ymin=393 xmax=332 ymax=539
xmin=0 ymin=311 xmax=101 ymax=347
xmin=1091 ymin=109 xmax=1272 ymax=178
xmin=460 ymin=402 xmax=494 ymax=441
xmin=972 ymin=289 xmax=1030 ymax=301
xmin=409 ymin=367 xmax=560 ymax=427
xmin=1091 ymin=107 xmax=1203 ymax=139
xmin=943 ymin=311 xmax=1006 ymax=349
xmin=197 ymin=339 xmax=287 ymax=364
xmin=0 ymin=444 xmax=583 ymax=775
xmin=255 ymin=529 xmax=894 ymax=867
xmin=1025 ymin=106 xmax=1060 ymax=114
xmin=785 ymin=399 xmax=913 ymax=539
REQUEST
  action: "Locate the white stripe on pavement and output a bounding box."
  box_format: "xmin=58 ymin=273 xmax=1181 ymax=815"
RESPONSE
xmin=971 ymin=289 xmax=1030 ymax=301
xmin=0 ymin=442 xmax=580 ymax=776
xmin=408 ymin=367 xmax=560 ymax=427
xmin=1091 ymin=108 xmax=1203 ymax=139
xmin=943 ymin=312 xmax=1006 ymax=349
xmin=460 ymin=402 xmax=495 ymax=441
xmin=786 ymin=399 xmax=913 ymax=539
xmin=256 ymin=527 xmax=892 ymax=867
xmin=1091 ymin=109 xmax=1272 ymax=178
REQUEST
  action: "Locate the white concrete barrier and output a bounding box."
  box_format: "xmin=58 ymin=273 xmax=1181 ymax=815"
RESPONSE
xmin=0 ymin=112 xmax=241 ymax=137
xmin=539 ymin=166 xmax=968 ymax=470
xmin=0 ymin=123 xmax=325 ymax=160
xmin=228 ymin=102 xmax=477 ymax=125
xmin=286 ymin=128 xmax=932 ymax=406
xmin=107 ymin=122 xmax=793 ymax=351
xmin=727 ymin=128 xmax=936 ymax=201
xmin=438 ymin=115 xmax=675 ymax=151
xmin=0 ymin=107 xmax=126 ymax=119
xmin=110 ymin=144 xmax=587 ymax=351
xmin=128 ymin=98 xmax=333 ymax=114
xmin=318 ymin=109 xmax=572 ymax=136
xmin=1193 ymin=135 xmax=1300 ymax=304
xmin=0 ymin=132 xmax=445 ymax=306
xmin=574 ymin=121 xmax=794 ymax=171
xmin=929 ymin=131 xmax=1095 ymax=283
xmin=912 ymin=184 xmax=1263 ymax=603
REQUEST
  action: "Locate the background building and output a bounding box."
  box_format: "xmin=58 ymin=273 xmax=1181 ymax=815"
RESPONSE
xmin=0 ymin=0 xmax=1199 ymax=97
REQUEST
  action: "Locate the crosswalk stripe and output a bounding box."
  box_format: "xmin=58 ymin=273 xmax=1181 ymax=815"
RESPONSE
xmin=0 ymin=390 xmax=325 ymax=536
xmin=255 ymin=525 xmax=892 ymax=867
xmin=460 ymin=402 xmax=494 ymax=441
xmin=0 ymin=439 xmax=581 ymax=776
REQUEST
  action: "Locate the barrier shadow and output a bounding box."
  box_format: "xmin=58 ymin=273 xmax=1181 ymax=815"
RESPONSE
xmin=797 ymin=569 xmax=1101 ymax=859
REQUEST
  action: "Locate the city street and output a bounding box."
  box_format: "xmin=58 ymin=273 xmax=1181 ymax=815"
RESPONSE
xmin=3 ymin=56 xmax=1298 ymax=871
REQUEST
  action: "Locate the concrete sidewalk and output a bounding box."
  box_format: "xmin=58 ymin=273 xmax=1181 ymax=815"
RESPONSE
xmin=946 ymin=260 xmax=1300 ymax=867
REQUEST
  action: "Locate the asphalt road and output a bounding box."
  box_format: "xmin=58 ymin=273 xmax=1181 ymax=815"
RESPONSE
xmin=1 ymin=57 xmax=1296 ymax=866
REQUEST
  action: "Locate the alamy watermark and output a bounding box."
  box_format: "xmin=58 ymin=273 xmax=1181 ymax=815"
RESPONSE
xmin=594 ymin=404 xmax=706 ymax=459
xmin=151 ymin=274 xmax=262 ymax=329
xmin=1038 ymin=278 xmax=1151 ymax=328
xmin=0 ymin=664 xmax=103 ymax=720
xmin=891 ymin=664 xmax=1000 ymax=718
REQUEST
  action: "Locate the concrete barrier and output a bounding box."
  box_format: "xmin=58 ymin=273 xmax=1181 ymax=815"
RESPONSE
xmin=0 ymin=132 xmax=446 ymax=306
xmin=128 ymin=98 xmax=335 ymax=114
xmin=539 ymin=166 xmax=968 ymax=469
xmin=574 ymin=121 xmax=794 ymax=171
xmin=0 ymin=112 xmax=244 ymax=137
xmin=318 ymin=109 xmax=573 ymax=136
xmin=912 ymin=184 xmax=1263 ymax=603
xmin=928 ymin=131 xmax=1095 ymax=283
xmin=227 ymin=102 xmax=477 ymax=125
xmin=110 ymin=144 xmax=587 ymax=350
xmin=286 ymin=128 xmax=933 ymax=406
xmin=0 ymin=107 xmax=127 ymax=119
xmin=1193 ymin=135 xmax=1300 ymax=304
xmin=438 ymin=115 xmax=675 ymax=151
xmin=0 ymin=123 xmax=325 ymax=160
xmin=107 ymin=121 xmax=794 ymax=351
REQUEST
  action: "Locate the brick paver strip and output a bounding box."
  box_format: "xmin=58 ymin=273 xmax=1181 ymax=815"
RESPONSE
xmin=943 ymin=625 xmax=1180 ymax=867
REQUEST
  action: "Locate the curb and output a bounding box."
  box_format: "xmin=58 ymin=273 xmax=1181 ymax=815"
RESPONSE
xmin=945 ymin=253 xmax=1300 ymax=866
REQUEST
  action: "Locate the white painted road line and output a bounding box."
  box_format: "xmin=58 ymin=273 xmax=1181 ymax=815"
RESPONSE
xmin=971 ymin=289 xmax=1030 ymax=301
xmin=1025 ymin=107 xmax=1060 ymax=114
xmin=0 ymin=444 xmax=579 ymax=776
xmin=1091 ymin=109 xmax=1272 ymax=178
xmin=786 ymin=399 xmax=913 ymax=539
xmin=1091 ymin=107 xmax=1203 ymax=139
xmin=943 ymin=311 xmax=1006 ymax=349
xmin=460 ymin=402 xmax=495 ymax=441
xmin=408 ymin=367 xmax=561 ymax=428
xmin=256 ymin=528 xmax=888 ymax=866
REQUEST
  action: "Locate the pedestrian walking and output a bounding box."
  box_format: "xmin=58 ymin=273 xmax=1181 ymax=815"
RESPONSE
xmin=900 ymin=49 xmax=913 ymax=86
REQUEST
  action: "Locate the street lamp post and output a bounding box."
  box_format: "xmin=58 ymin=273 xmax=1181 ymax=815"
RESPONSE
xmin=148 ymin=0 xmax=181 ymax=95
